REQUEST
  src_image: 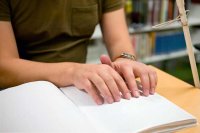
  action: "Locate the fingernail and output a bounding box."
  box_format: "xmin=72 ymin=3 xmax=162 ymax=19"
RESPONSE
xmin=115 ymin=96 xmax=121 ymax=102
xmin=125 ymin=93 xmax=131 ymax=100
xmin=96 ymin=99 xmax=103 ymax=105
xmin=150 ymin=88 xmax=155 ymax=95
xmin=143 ymin=90 xmax=149 ymax=97
xmin=108 ymin=97 xmax=114 ymax=104
xmin=135 ymin=91 xmax=140 ymax=98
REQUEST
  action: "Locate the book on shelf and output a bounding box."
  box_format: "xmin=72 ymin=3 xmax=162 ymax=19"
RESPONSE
xmin=192 ymin=0 xmax=200 ymax=4
xmin=0 ymin=81 xmax=197 ymax=132
xmin=125 ymin=0 xmax=192 ymax=28
xmin=130 ymin=30 xmax=186 ymax=60
xmin=168 ymin=0 xmax=175 ymax=20
xmin=154 ymin=31 xmax=186 ymax=55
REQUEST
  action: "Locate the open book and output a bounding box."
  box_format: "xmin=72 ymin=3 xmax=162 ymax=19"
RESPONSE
xmin=0 ymin=81 xmax=197 ymax=133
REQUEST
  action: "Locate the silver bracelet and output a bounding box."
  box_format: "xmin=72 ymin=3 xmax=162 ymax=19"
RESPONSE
xmin=116 ymin=52 xmax=137 ymax=61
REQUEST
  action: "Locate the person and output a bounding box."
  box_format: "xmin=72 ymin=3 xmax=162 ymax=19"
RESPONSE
xmin=0 ymin=0 xmax=157 ymax=105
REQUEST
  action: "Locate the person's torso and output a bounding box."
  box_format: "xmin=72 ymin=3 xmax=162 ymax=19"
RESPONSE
xmin=11 ymin=0 xmax=101 ymax=62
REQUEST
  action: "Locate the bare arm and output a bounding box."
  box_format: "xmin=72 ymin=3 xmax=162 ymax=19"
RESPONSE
xmin=0 ymin=21 xmax=131 ymax=104
xmin=100 ymin=8 xmax=134 ymax=60
xmin=0 ymin=21 xmax=75 ymax=88
xmin=100 ymin=9 xmax=158 ymax=97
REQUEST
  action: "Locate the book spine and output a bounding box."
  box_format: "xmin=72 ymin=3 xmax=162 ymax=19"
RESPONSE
xmin=168 ymin=0 xmax=174 ymax=20
xmin=154 ymin=32 xmax=186 ymax=55
xmin=147 ymin=0 xmax=154 ymax=25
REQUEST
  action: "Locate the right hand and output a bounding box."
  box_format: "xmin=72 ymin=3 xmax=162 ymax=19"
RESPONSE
xmin=72 ymin=63 xmax=131 ymax=105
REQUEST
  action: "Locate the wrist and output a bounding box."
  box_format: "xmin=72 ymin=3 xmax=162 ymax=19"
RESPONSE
xmin=114 ymin=52 xmax=137 ymax=62
xmin=47 ymin=62 xmax=77 ymax=87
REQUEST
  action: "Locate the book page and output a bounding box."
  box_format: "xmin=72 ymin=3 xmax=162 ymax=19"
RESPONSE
xmin=0 ymin=81 xmax=104 ymax=133
xmin=61 ymin=86 xmax=197 ymax=133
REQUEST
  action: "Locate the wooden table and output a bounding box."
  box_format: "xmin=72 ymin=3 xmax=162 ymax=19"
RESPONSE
xmin=152 ymin=66 xmax=200 ymax=133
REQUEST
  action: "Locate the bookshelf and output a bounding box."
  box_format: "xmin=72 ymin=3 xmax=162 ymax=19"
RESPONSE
xmin=91 ymin=18 xmax=200 ymax=39
xmin=87 ymin=40 xmax=200 ymax=64
xmin=88 ymin=1 xmax=200 ymax=64
xmin=140 ymin=49 xmax=199 ymax=64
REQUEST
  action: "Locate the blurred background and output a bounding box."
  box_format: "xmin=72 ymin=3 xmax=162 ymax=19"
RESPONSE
xmin=87 ymin=0 xmax=200 ymax=86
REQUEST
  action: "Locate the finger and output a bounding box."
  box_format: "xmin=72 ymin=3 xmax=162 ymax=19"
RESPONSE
xmin=154 ymin=70 xmax=158 ymax=87
xmin=100 ymin=54 xmax=113 ymax=67
xmin=139 ymin=70 xmax=150 ymax=96
xmin=90 ymin=74 xmax=114 ymax=104
xmin=112 ymin=72 xmax=133 ymax=99
xmin=120 ymin=66 xmax=138 ymax=99
xmin=99 ymin=72 xmax=121 ymax=102
xmin=148 ymin=70 xmax=156 ymax=95
xmin=153 ymin=70 xmax=158 ymax=93
xmin=83 ymin=79 xmax=104 ymax=105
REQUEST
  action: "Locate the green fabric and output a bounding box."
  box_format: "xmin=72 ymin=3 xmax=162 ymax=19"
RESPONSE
xmin=0 ymin=0 xmax=124 ymax=63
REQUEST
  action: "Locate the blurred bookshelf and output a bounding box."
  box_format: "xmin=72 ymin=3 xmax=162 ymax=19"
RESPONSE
xmin=88 ymin=0 xmax=200 ymax=65
xmin=87 ymin=0 xmax=200 ymax=85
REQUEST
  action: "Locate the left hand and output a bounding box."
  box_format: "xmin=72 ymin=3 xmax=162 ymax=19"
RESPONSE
xmin=100 ymin=55 xmax=157 ymax=97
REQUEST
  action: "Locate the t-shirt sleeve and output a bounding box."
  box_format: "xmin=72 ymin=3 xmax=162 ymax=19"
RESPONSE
xmin=102 ymin=0 xmax=125 ymax=13
xmin=0 ymin=0 xmax=11 ymax=21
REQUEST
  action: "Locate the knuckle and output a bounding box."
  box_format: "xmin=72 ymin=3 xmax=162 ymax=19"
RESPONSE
xmin=140 ymin=71 xmax=148 ymax=76
xmin=115 ymin=76 xmax=123 ymax=82
xmin=124 ymin=61 xmax=132 ymax=66
xmin=149 ymin=68 xmax=156 ymax=74
xmin=101 ymin=64 xmax=110 ymax=69
xmin=105 ymin=77 xmax=114 ymax=83
xmin=82 ymin=72 xmax=91 ymax=79
xmin=127 ymin=72 xmax=135 ymax=78
xmin=122 ymin=64 xmax=131 ymax=70
xmin=98 ymin=64 xmax=111 ymax=72
xmin=83 ymin=82 xmax=92 ymax=90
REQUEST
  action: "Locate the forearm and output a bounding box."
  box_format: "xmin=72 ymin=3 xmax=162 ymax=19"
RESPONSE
xmin=0 ymin=21 xmax=77 ymax=90
xmin=104 ymin=35 xmax=135 ymax=61
xmin=101 ymin=8 xmax=135 ymax=61
xmin=0 ymin=58 xmax=76 ymax=89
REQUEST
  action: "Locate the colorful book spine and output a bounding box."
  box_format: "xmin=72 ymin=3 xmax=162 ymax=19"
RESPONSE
xmin=126 ymin=0 xmax=191 ymax=26
xmin=130 ymin=31 xmax=186 ymax=59
xmin=154 ymin=32 xmax=186 ymax=55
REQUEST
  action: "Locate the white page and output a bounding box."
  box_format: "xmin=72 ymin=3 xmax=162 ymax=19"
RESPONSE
xmin=61 ymin=86 xmax=197 ymax=133
xmin=0 ymin=81 xmax=104 ymax=133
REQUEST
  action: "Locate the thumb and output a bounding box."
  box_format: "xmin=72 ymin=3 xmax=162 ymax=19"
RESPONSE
xmin=100 ymin=54 xmax=113 ymax=67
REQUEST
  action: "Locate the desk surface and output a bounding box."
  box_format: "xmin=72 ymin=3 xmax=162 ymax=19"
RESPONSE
xmin=152 ymin=66 xmax=200 ymax=133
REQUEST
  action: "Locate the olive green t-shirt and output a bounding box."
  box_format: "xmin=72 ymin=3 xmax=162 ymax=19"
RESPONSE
xmin=0 ymin=0 xmax=124 ymax=63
